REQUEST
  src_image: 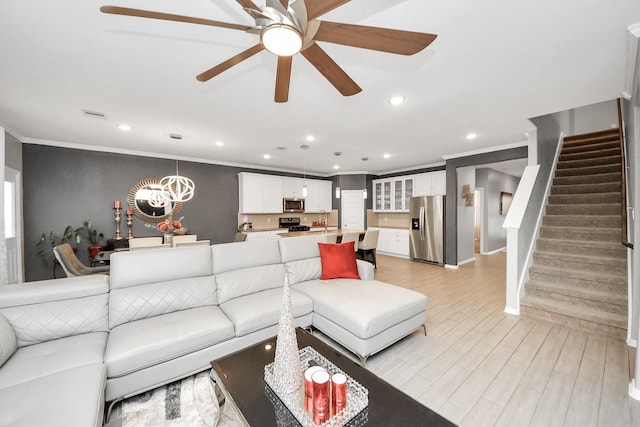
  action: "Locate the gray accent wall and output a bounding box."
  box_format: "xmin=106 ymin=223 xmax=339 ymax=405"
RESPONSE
xmin=456 ymin=166 xmax=476 ymax=263
xmin=22 ymin=143 xmax=328 ymax=281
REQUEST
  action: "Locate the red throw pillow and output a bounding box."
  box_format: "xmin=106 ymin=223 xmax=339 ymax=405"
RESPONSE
xmin=318 ymin=242 xmax=361 ymax=280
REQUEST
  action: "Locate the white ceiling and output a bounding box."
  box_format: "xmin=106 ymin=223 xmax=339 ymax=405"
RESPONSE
xmin=1 ymin=0 xmax=639 ymax=176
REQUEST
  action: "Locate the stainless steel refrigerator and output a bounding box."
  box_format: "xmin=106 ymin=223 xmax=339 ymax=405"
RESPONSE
xmin=410 ymin=196 xmax=445 ymax=265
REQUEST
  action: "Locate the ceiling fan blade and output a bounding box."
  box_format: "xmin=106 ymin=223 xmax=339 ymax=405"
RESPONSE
xmin=315 ymin=21 xmax=437 ymax=55
xmin=275 ymin=56 xmax=293 ymax=103
xmin=305 ymin=0 xmax=351 ymax=21
xmin=235 ymin=0 xmax=261 ymax=11
xmin=196 ymin=44 xmax=264 ymax=82
xmin=301 ymin=43 xmax=361 ymax=96
xmin=100 ymin=6 xmax=251 ymax=31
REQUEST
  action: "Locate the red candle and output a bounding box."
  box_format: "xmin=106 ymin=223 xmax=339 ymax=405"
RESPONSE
xmin=331 ymin=373 xmax=347 ymax=415
xmin=114 ymin=200 xmax=121 ymax=209
xmin=126 ymin=209 xmax=133 ymax=215
xmin=312 ymin=370 xmax=330 ymax=425
xmin=304 ymin=366 xmax=325 ymax=413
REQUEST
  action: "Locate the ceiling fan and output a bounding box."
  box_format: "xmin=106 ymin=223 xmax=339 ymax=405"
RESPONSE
xmin=100 ymin=0 xmax=437 ymax=102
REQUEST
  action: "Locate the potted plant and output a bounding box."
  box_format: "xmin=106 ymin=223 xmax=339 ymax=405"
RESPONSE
xmin=75 ymin=220 xmax=106 ymax=259
xmin=36 ymin=225 xmax=76 ymax=266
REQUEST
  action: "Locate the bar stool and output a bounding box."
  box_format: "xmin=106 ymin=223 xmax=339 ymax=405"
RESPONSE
xmin=357 ymin=229 xmax=380 ymax=269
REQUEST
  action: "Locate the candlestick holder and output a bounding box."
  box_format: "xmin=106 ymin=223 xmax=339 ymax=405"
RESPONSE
xmin=126 ymin=211 xmax=133 ymax=239
xmin=114 ymin=207 xmax=123 ymax=240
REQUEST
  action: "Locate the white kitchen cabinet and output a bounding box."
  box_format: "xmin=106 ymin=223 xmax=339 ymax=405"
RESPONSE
xmin=373 ymin=177 xmax=413 ymax=212
xmin=413 ymin=171 xmax=446 ymax=196
xmin=371 ymin=227 xmax=410 ymax=258
xmin=304 ymin=180 xmax=332 ymax=212
xmin=282 ymin=177 xmax=305 ymax=198
xmin=238 ymin=173 xmax=283 ymax=213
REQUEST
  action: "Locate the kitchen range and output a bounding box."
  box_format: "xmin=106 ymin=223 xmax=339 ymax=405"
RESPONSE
xmin=279 ymin=217 xmax=310 ymax=232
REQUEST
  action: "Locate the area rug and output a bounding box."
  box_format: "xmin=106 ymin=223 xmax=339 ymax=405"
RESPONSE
xmin=120 ymin=370 xmax=240 ymax=427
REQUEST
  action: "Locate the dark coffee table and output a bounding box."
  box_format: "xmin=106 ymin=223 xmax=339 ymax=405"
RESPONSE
xmin=210 ymin=328 xmax=455 ymax=426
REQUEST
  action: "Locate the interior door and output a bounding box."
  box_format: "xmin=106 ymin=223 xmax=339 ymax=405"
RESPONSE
xmin=340 ymin=190 xmax=365 ymax=230
xmin=4 ymin=167 xmax=22 ymax=284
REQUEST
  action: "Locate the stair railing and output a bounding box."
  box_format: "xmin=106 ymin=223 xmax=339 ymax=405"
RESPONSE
xmin=617 ymin=98 xmax=633 ymax=249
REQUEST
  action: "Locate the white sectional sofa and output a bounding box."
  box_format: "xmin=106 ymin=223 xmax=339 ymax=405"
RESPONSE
xmin=0 ymin=234 xmax=427 ymax=426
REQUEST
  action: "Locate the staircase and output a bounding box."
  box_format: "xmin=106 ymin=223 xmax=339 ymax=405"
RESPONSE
xmin=520 ymin=129 xmax=628 ymax=339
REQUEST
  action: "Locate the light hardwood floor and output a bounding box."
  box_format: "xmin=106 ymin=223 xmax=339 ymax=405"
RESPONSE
xmin=317 ymin=253 xmax=640 ymax=426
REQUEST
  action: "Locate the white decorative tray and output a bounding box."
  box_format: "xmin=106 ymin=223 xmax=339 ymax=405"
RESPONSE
xmin=264 ymin=346 xmax=369 ymax=427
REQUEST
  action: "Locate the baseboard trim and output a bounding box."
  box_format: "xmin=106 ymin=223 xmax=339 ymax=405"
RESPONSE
xmin=444 ymin=264 xmax=459 ymax=270
xmin=481 ymin=246 xmax=507 ymax=256
xmin=630 ymin=380 xmax=640 ymax=401
xmin=504 ymin=306 xmax=520 ymax=316
xmin=458 ymin=257 xmax=476 ymax=266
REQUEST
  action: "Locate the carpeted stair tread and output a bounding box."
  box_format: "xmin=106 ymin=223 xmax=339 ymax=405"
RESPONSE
xmin=559 ymin=147 xmax=620 ymax=162
xmin=526 ymin=279 xmax=627 ymax=305
xmin=539 ymin=225 xmax=620 ymax=242
xmin=529 ymin=264 xmax=627 ymax=288
xmin=532 ymin=251 xmax=626 ymax=275
xmin=547 ymin=192 xmax=620 ymax=205
xmin=545 ymin=203 xmax=620 ymax=216
xmin=520 ymin=295 xmax=627 ymax=330
xmin=542 ymin=214 xmax=620 ymax=228
xmin=550 ymin=181 xmax=620 ymax=195
xmin=553 ymin=172 xmax=620 ymax=186
xmin=556 ymin=155 xmax=621 ymax=169
xmin=535 ymin=237 xmax=627 ymax=258
xmin=561 ymin=141 xmax=620 ymax=156
xmin=563 ymin=129 xmax=620 ymax=144
xmin=554 ymin=163 xmax=620 ymax=177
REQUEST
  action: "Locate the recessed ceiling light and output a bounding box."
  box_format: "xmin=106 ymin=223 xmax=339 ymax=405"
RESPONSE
xmin=169 ymin=133 xmax=182 ymax=140
xmin=333 ymin=165 xmax=340 ymax=170
xmin=118 ymin=124 xmax=131 ymax=131
xmin=263 ymin=154 xmax=271 ymax=159
xmin=383 ymin=153 xmax=391 ymax=159
xmin=305 ymin=135 xmax=316 ymax=142
xmin=215 ymin=141 xmax=225 ymax=147
xmin=389 ymin=96 xmax=405 ymax=105
xmin=466 ymin=133 xmax=477 ymax=140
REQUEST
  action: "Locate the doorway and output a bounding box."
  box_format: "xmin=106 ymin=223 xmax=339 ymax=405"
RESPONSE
xmin=340 ymin=190 xmax=365 ymax=229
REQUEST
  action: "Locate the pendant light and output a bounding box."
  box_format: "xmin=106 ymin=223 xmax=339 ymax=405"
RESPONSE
xmin=301 ymin=144 xmax=309 ymax=197
xmin=363 ymin=174 xmax=367 ymax=199
xmin=160 ymin=134 xmax=195 ymax=202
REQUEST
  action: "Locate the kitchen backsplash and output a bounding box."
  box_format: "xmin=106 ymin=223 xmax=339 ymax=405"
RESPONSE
xmin=238 ymin=210 xmax=339 ymax=230
xmin=367 ymin=210 xmax=410 ymax=228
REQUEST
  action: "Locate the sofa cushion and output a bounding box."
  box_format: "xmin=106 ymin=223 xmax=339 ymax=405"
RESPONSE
xmin=110 ymin=246 xmax=213 ymax=289
xmin=219 ymin=288 xmax=313 ymax=337
xmin=292 ymin=279 xmax=428 ymax=339
xmin=215 ymin=264 xmax=286 ymax=304
xmin=283 ymin=258 xmax=322 ymax=285
xmin=0 ymin=332 xmax=107 ymax=389
xmin=212 ymin=239 xmax=282 ymax=274
xmin=0 ymin=363 xmax=106 ymax=427
xmin=108 ymin=276 xmax=217 ymax=329
xmin=105 ymin=306 xmax=234 ymax=378
xmin=318 ymin=242 xmax=360 ymax=280
xmin=278 ymin=234 xmax=335 ymax=263
xmin=0 ymin=313 xmax=16 ymax=368
xmin=0 ymin=276 xmax=109 ymax=347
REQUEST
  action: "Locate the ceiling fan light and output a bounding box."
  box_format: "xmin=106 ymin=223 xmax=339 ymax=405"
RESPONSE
xmin=261 ymin=24 xmax=302 ymax=56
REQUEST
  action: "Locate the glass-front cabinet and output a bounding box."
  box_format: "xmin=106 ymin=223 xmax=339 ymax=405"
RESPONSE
xmin=373 ymin=177 xmax=413 ymax=212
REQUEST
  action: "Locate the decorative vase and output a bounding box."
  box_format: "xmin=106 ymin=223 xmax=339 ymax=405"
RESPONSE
xmin=272 ymin=278 xmax=302 ymax=394
xmin=163 ymin=233 xmax=173 ymax=246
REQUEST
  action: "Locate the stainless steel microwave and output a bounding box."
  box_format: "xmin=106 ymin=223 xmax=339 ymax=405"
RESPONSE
xmin=283 ymin=198 xmax=305 ymax=213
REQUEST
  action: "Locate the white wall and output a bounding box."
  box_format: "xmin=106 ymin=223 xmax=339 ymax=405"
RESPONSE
xmin=553 ymin=99 xmax=618 ymax=135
